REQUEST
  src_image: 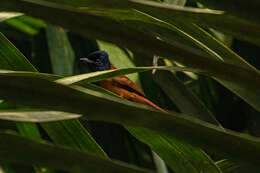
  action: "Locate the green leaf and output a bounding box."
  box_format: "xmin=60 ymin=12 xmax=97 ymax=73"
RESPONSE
xmin=5 ymin=18 xmax=39 ymax=35
xmin=65 ymin=67 xmax=222 ymax=173
xmin=0 ymin=132 xmax=154 ymax=173
xmin=35 ymin=0 xmax=260 ymax=45
xmin=153 ymin=70 xmax=221 ymax=126
xmin=41 ymin=120 xmax=108 ymax=158
xmin=0 ymin=31 xmax=259 ymax=171
xmin=0 ymin=1 xmax=258 ymax=172
xmin=0 ymin=71 xmax=259 ymax=169
xmin=0 ymin=70 xmax=61 ymax=80
xmin=15 ymin=121 xmax=41 ymax=140
xmin=128 ymin=127 xmax=221 ymax=173
xmin=4 ymin=0 xmax=260 ymax=45
xmin=0 ymin=32 xmax=53 ymax=173
xmin=0 ymin=32 xmax=107 ymax=159
xmin=84 ymin=5 xmax=260 ymax=115
xmin=0 ymin=31 xmax=255 ymax=170
xmin=44 ymin=25 xmax=108 ymax=158
xmin=56 ymin=66 xmax=191 ymax=85
xmin=5 ymin=15 xmax=46 ymax=35
xmin=164 ymin=0 xmax=186 ymax=6
xmin=0 ymin=12 xmax=22 ymax=22
xmin=2 ymin=0 xmax=260 ymax=113
xmin=46 ymin=25 xmax=75 ymax=76
xmin=0 ymin=110 xmax=80 ymax=122
xmin=118 ymin=0 xmax=260 ymax=45
xmin=195 ymin=0 xmax=260 ymax=24
xmin=0 ymin=33 xmax=36 ymax=71
xmin=216 ymin=159 xmax=239 ymax=173
xmin=87 ymin=64 xmax=220 ymax=173
xmin=16 ymin=15 xmax=46 ymax=28
xmin=83 ymin=43 xmax=221 ymax=173
xmin=97 ymin=40 xmax=140 ymax=84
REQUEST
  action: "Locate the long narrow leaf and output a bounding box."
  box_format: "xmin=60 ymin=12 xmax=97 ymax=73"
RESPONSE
xmin=2 ymin=0 xmax=260 ymax=112
xmin=44 ymin=26 xmax=108 ymax=158
xmin=195 ymin=0 xmax=260 ymax=24
xmin=0 ymin=72 xmax=259 ymax=169
xmin=56 ymin=66 xmax=191 ymax=85
xmin=46 ymin=25 xmax=75 ymax=76
xmin=0 ymin=110 xmax=80 ymax=122
xmin=0 ymin=32 xmax=107 ymax=158
xmin=0 ymin=32 xmax=54 ymax=173
xmin=91 ymin=43 xmax=221 ymax=173
xmin=0 ymin=132 xmax=154 ymax=173
xmin=0 ymin=12 xmax=22 ymax=22
xmin=153 ymin=71 xmax=220 ymax=126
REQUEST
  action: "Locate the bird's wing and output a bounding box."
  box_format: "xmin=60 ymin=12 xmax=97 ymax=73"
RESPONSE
xmin=97 ymin=79 xmax=167 ymax=113
xmin=112 ymin=76 xmax=146 ymax=97
xmin=110 ymin=65 xmax=146 ymax=97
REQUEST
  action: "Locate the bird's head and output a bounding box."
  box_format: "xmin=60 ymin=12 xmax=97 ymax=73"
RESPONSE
xmin=80 ymin=50 xmax=111 ymax=72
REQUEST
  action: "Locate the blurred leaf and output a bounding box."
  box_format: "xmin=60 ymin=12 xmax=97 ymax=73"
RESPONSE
xmin=0 ymin=12 xmax=22 ymax=22
xmin=77 ymin=6 xmax=252 ymax=70
xmin=5 ymin=18 xmax=39 ymax=35
xmin=132 ymin=54 xmax=178 ymax=110
xmin=15 ymin=121 xmax=41 ymax=140
xmin=195 ymin=0 xmax=260 ymax=24
xmin=97 ymin=40 xmax=140 ymax=84
xmin=153 ymin=70 xmax=221 ymax=126
xmin=120 ymin=0 xmax=260 ymax=45
xmin=5 ymin=15 xmax=46 ymax=35
xmin=151 ymin=152 xmax=168 ymax=173
xmin=17 ymin=15 xmax=46 ymax=28
xmin=35 ymin=0 xmax=260 ymax=45
xmin=0 ymin=132 xmax=154 ymax=173
xmin=208 ymin=28 xmax=233 ymax=47
xmin=216 ymin=159 xmax=239 ymax=173
xmin=164 ymin=0 xmax=186 ymax=6
xmin=46 ymin=25 xmax=75 ymax=76
xmin=87 ymin=6 xmax=260 ymax=115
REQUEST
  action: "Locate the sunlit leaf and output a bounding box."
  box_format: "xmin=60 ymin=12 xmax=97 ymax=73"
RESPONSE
xmin=0 ymin=12 xmax=22 ymax=22
xmin=0 ymin=110 xmax=80 ymax=122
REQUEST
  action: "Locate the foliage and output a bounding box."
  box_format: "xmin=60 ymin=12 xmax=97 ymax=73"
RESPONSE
xmin=0 ymin=0 xmax=260 ymax=173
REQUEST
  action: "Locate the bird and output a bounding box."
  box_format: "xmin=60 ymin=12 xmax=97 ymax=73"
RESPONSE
xmin=79 ymin=50 xmax=166 ymax=113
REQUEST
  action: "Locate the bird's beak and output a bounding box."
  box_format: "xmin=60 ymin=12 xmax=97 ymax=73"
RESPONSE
xmin=80 ymin=57 xmax=96 ymax=64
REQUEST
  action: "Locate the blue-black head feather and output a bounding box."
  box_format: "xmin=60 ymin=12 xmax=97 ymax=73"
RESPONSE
xmin=80 ymin=50 xmax=111 ymax=72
